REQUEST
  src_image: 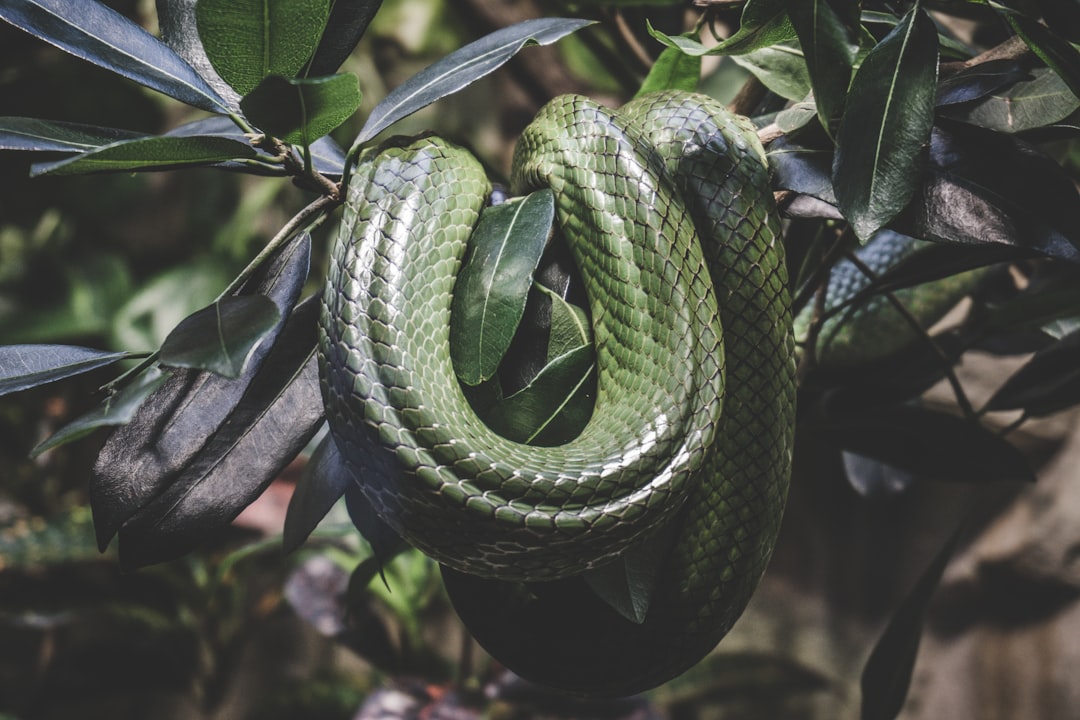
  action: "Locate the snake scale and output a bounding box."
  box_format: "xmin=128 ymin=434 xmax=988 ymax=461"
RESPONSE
xmin=318 ymin=90 xmax=796 ymax=696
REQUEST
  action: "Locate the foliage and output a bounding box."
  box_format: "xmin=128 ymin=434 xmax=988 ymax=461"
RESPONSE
xmin=0 ymin=0 xmax=1079 ymax=718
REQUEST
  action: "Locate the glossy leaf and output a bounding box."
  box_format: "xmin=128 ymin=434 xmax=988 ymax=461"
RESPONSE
xmin=196 ymin=0 xmax=333 ymax=95
xmin=30 ymin=135 xmax=258 ymax=176
xmin=953 ymin=67 xmax=1080 ymax=133
xmin=480 ymin=344 xmax=595 ymax=446
xmin=768 ymin=135 xmax=838 ymax=205
xmin=787 ymin=0 xmax=858 ymax=131
xmin=0 ymin=0 xmax=229 ymax=113
xmin=634 ymin=45 xmax=700 ymax=98
xmin=537 ymin=284 xmax=591 ymax=363
xmin=861 ymin=529 xmax=962 ymax=720
xmin=1008 ymin=13 xmax=1080 ymax=99
xmin=240 ymin=73 xmax=362 ymax=145
xmin=352 ymin=17 xmax=592 ymax=149
xmin=31 ymin=369 xmax=169 ymax=457
xmin=0 ymin=117 xmax=144 ymax=153
xmin=648 ymin=0 xmax=795 ymax=56
xmin=451 ymin=189 xmax=555 ymax=386
xmin=731 ymin=43 xmax=811 ymax=101
xmin=283 ymin=431 xmax=350 ymax=553
xmin=934 ymin=59 xmax=1029 ymax=107
xmin=156 ymin=0 xmax=241 ymax=110
xmin=832 ymin=6 xmax=938 ymax=240
xmin=985 ymin=329 xmax=1080 ymax=416
xmin=159 ymin=294 xmax=281 ymax=378
xmin=91 ymin=234 xmax=311 ymax=550
xmin=902 ymin=123 xmax=1080 ymax=262
xmin=0 ymin=344 xmax=128 ymax=397
xmin=307 ymin=0 xmax=383 ymax=75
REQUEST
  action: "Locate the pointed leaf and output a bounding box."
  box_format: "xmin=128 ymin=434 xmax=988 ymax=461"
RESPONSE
xmin=0 ymin=0 xmax=229 ymax=113
xmin=731 ymin=43 xmax=812 ymax=101
xmin=156 ymin=0 xmax=241 ymax=110
xmin=1008 ymin=13 xmax=1080 ymax=100
xmin=582 ymin=524 xmax=673 ymax=624
xmin=91 ymin=234 xmax=311 ymax=549
xmin=861 ymin=528 xmax=962 ymax=720
xmin=195 ymin=0 xmax=333 ymax=96
xmin=536 ymin=284 xmax=591 ymax=363
xmin=307 ymin=0 xmax=383 ymax=76
xmin=240 ymin=73 xmax=362 ymax=145
xmin=985 ymin=329 xmax=1080 ymax=416
xmin=31 ymin=369 xmax=169 ymax=456
xmin=832 ymin=6 xmax=939 ymax=240
xmin=450 ymin=189 xmax=555 ymax=386
xmin=159 ymin=294 xmax=280 ymax=378
xmin=648 ymin=0 xmax=795 ymax=56
xmin=283 ymin=431 xmax=350 ymax=553
xmin=0 ymin=344 xmax=128 ymax=397
xmin=30 ymin=134 xmax=258 ymax=176
xmin=345 ymin=478 xmax=405 ymax=566
xmin=934 ymin=59 xmax=1029 ymax=107
xmin=0 ymin=117 xmax=145 ymax=153
xmin=634 ymin=45 xmax=700 ymax=97
xmin=353 ymin=18 xmax=592 ymax=148
xmin=952 ymin=67 xmax=1080 ymax=133
xmin=787 ymin=0 xmax=858 ymax=130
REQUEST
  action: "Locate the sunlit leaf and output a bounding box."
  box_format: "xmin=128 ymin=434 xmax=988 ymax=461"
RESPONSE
xmin=159 ymin=295 xmax=280 ymax=378
xmin=30 ymin=134 xmax=258 ymax=176
xmin=648 ymin=0 xmax=795 ymax=56
xmin=0 ymin=0 xmax=229 ymax=113
xmin=635 ymin=45 xmax=700 ymax=97
xmin=731 ymin=43 xmax=811 ymax=101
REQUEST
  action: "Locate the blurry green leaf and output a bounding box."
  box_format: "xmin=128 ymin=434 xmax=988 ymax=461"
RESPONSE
xmin=30 ymin=135 xmax=258 ymax=176
xmin=536 ymin=284 xmax=591 ymax=363
xmin=31 ymin=368 xmax=169 ymax=456
xmin=196 ymin=0 xmax=333 ymax=95
xmin=732 ymin=43 xmax=811 ymax=101
xmin=788 ymin=0 xmax=858 ymax=131
xmin=1007 ymin=13 xmax=1080 ymax=99
xmin=0 ymin=117 xmax=145 ymax=152
xmin=353 ymin=17 xmax=593 ymax=149
xmin=954 ymin=67 xmax=1080 ymax=133
xmin=635 ymin=45 xmax=700 ymax=97
xmin=307 ymin=0 xmax=384 ymax=75
xmin=283 ymin=431 xmax=350 ymax=553
xmin=0 ymin=0 xmax=229 ymax=113
xmin=833 ymin=6 xmax=938 ymax=240
xmin=240 ymin=73 xmax=361 ymax=145
xmin=0 ymin=344 xmax=129 ymax=397
xmin=0 ymin=506 xmax=104 ymax=568
xmin=861 ymin=529 xmax=962 ymax=720
xmin=481 ymin=344 xmax=595 ymax=446
xmin=159 ymin=295 xmax=280 ymax=378
xmin=450 ymin=189 xmax=555 ymax=386
xmin=650 ymin=0 xmax=795 ymax=56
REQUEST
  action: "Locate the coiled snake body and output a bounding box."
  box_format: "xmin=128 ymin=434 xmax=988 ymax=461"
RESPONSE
xmin=319 ymin=90 xmax=796 ymax=696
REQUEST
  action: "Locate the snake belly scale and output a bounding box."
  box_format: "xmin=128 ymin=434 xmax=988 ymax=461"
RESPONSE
xmin=318 ymin=91 xmax=796 ymax=696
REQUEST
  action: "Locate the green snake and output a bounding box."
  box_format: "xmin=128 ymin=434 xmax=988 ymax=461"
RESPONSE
xmin=318 ymin=90 xmax=796 ymax=696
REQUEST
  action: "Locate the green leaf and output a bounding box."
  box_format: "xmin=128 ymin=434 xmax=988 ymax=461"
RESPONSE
xmin=0 ymin=0 xmax=229 ymax=113
xmin=240 ymin=73 xmax=362 ymax=145
xmin=450 ymin=189 xmax=555 ymax=386
xmin=582 ymin=524 xmax=673 ymax=624
xmin=156 ymin=0 xmax=242 ymax=110
xmin=0 ymin=344 xmax=129 ymax=397
xmin=0 ymin=117 xmax=145 ymax=152
xmin=480 ymin=344 xmax=595 ymax=446
xmin=634 ymin=45 xmax=700 ymax=97
xmin=648 ymin=0 xmax=795 ymax=57
xmin=31 ymin=369 xmax=169 ymax=456
xmin=955 ymin=67 xmax=1080 ymax=133
xmin=787 ymin=0 xmax=858 ymax=131
xmin=731 ymin=43 xmax=812 ymax=101
xmin=1007 ymin=13 xmax=1080 ymax=100
xmin=282 ymin=432 xmax=351 ymax=553
xmin=861 ymin=529 xmax=962 ymax=720
xmin=30 ymin=134 xmax=258 ymax=176
xmin=159 ymin=294 xmax=281 ymax=378
xmin=196 ymin=0 xmax=334 ymax=95
xmin=832 ymin=5 xmax=939 ymax=240
xmin=536 ymin=284 xmax=591 ymax=363
xmin=352 ymin=17 xmax=593 ymax=149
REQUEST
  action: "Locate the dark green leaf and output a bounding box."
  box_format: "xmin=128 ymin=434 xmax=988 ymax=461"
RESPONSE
xmin=91 ymin=234 xmax=311 ymax=550
xmin=1008 ymin=13 xmax=1080 ymax=99
xmin=159 ymin=295 xmax=280 ymax=378
xmin=0 ymin=117 xmax=145 ymax=152
xmin=935 ymin=59 xmax=1029 ymax=106
xmin=283 ymin=431 xmax=350 ymax=553
xmin=832 ymin=6 xmax=939 ymax=240
xmin=583 ymin=523 xmax=674 ymax=624
xmin=861 ymin=528 xmax=962 ymax=720
xmin=352 ymin=17 xmax=592 ymax=149
xmin=480 ymin=344 xmax=595 ymax=446
xmin=307 ymin=0 xmax=383 ymax=75
xmin=240 ymin=73 xmax=362 ymax=145
xmin=30 ymin=134 xmax=258 ymax=176
xmin=0 ymin=0 xmax=229 ymax=113
xmin=731 ymin=43 xmax=812 ymax=101
xmin=450 ymin=189 xmax=555 ymax=386
xmin=31 ymin=369 xmax=169 ymax=456
xmin=345 ymin=477 xmax=405 ymax=566
xmin=985 ymin=329 xmax=1080 ymax=416
xmin=196 ymin=0 xmax=333 ymax=96
xmin=537 ymin=284 xmax=591 ymax=363
xmin=156 ymin=0 xmax=241 ymax=109
xmin=768 ymin=135 xmax=838 ymax=205
xmin=788 ymin=0 xmax=858 ymax=131
xmin=826 ymin=405 xmax=1034 ymax=483
xmin=634 ymin=45 xmax=700 ymax=97
xmin=649 ymin=0 xmax=795 ymax=56
xmin=952 ymin=67 xmax=1080 ymax=133
xmin=0 ymin=344 xmax=129 ymax=397
xmin=902 ymin=122 xmax=1080 ymax=262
